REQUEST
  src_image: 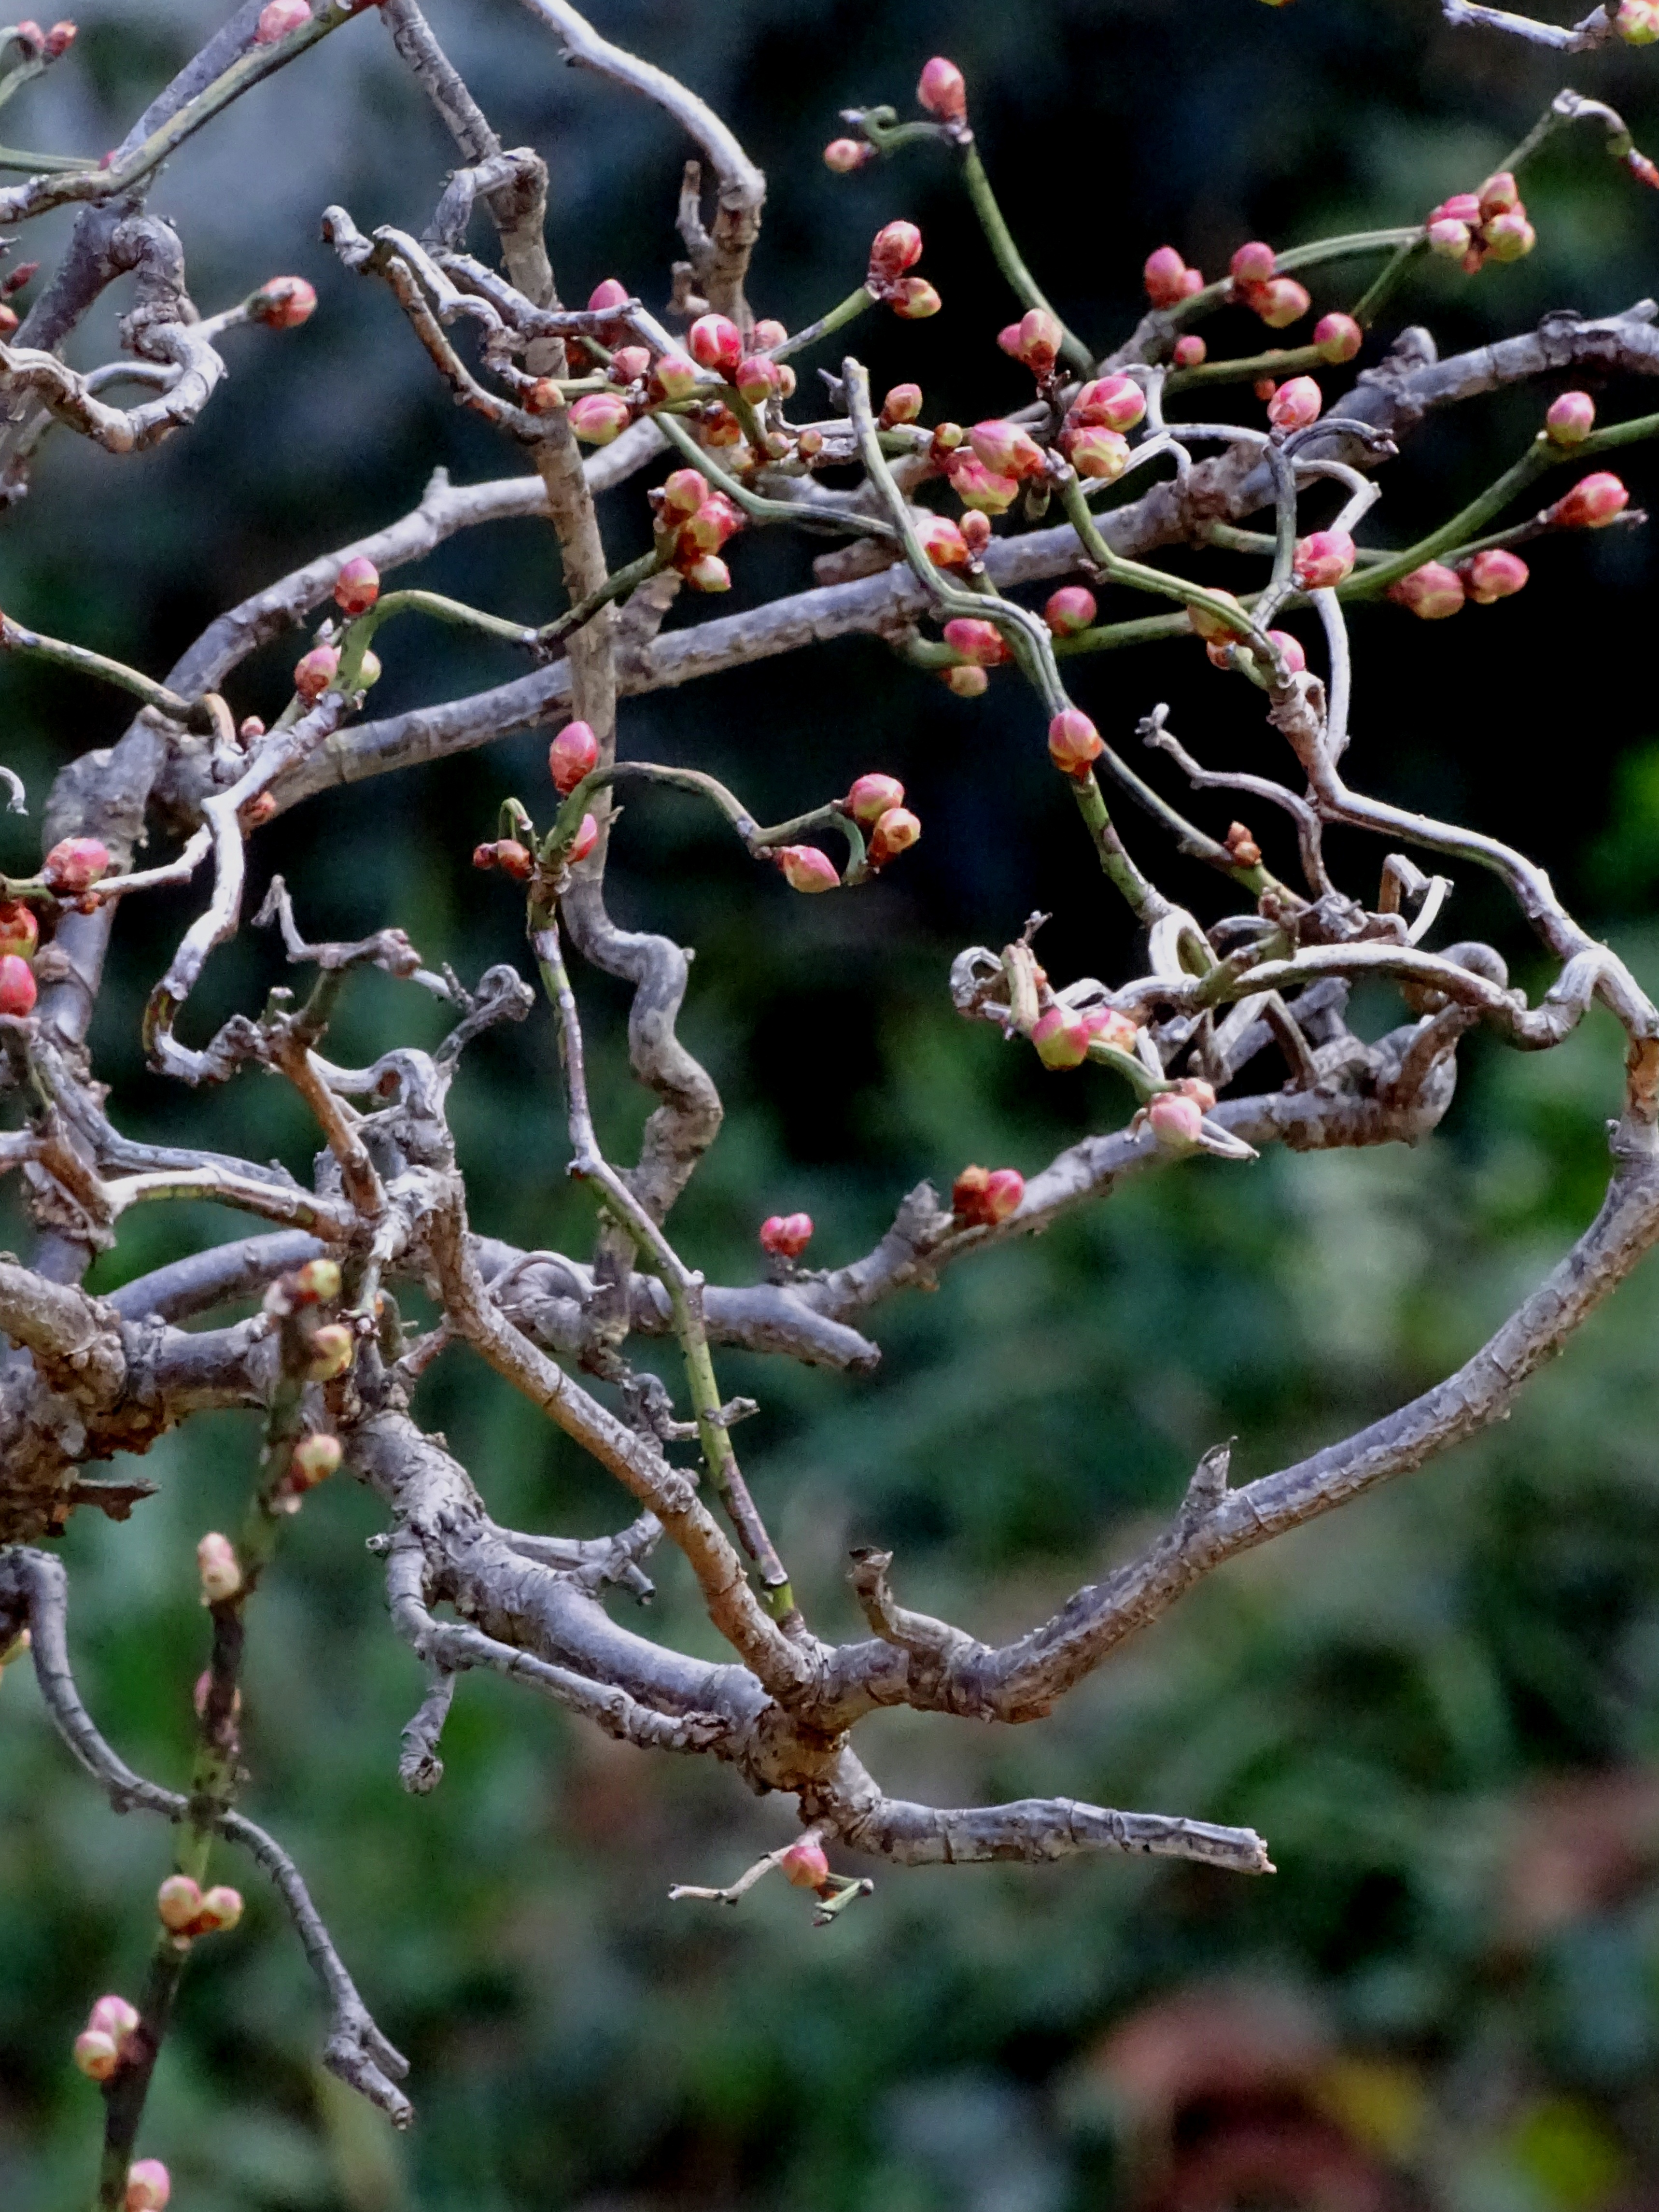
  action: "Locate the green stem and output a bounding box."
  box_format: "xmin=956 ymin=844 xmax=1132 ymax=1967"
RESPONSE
xmin=333 ymin=587 xmax=537 ymax=690
xmin=537 ymin=549 xmax=666 ymax=647
xmin=0 ymin=142 xmax=92 ymax=171
xmin=653 ymin=409 xmax=897 ymax=544
xmin=0 ymin=619 xmax=208 ymax=726
xmin=769 ymin=283 xmax=875 ymax=363
xmin=1167 ymin=341 xmax=1326 ymax=394
xmin=959 ymin=140 xmax=1093 ymax=373
xmin=1349 ymin=238 xmax=1427 ymax=328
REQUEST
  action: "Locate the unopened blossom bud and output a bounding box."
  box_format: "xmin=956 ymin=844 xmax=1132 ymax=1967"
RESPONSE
xmin=1427 ymin=217 xmax=1471 ymax=259
xmin=752 ymin=319 xmax=788 ymax=350
xmin=688 ymin=313 xmax=742 ymax=375
xmin=587 ymin=277 xmax=629 ymax=317
xmin=1293 ymin=528 xmax=1356 ymax=588
xmin=868 ymin=806 xmax=921 ymax=867
xmin=1179 ymin=1076 xmax=1218 ymax=1113
xmin=681 ymin=552 xmax=731 ymax=592
xmin=253 ymin=0 xmax=310 ymax=43
xmin=1546 ymin=389 xmax=1595 ymax=445
xmin=1478 ymin=169 xmax=1521 ymax=219
xmin=775 ymin=845 xmax=839 ymax=893
xmin=469 ymin=842 xmax=496 ymax=872
xmin=43 ymin=14 xmax=73 ymax=47
xmin=0 ymin=902 xmax=37 ymax=959
xmin=1230 ymin=240 xmax=1277 ymax=287
xmin=1047 ymin=707 xmax=1104 ymax=775
xmin=569 ymin=392 xmax=632 ymax=444
xmin=0 ymin=954 xmax=36 ymax=1016
xmin=959 ymin=510 xmax=992 ymax=557
xmin=305 ymin=1323 xmax=354 ymax=1382
xmin=1267 ymin=375 xmax=1322 ymax=431
xmin=1617 ymin=0 xmax=1659 ymax=39
xmin=1143 ymin=246 xmax=1195 ymax=307
xmin=1044 ymin=585 xmax=1097 ymax=636
xmin=0 ymin=304 xmax=16 ymax=336
xmin=1148 ymin=1091 xmax=1205 ymax=1148
xmin=869 ymin=221 xmax=924 ymax=283
xmin=197 ymin=1533 xmax=241 ymax=1606
xmin=549 ymin=720 xmax=599 ymax=794
xmin=759 ymin=1212 xmax=814 ymax=1258
xmin=1070 ymin=374 xmax=1147 ymax=432
xmin=1084 ymin=1006 xmax=1139 ymax=1053
xmin=942 ymin=664 xmax=988 ymax=697
xmin=916 ymin=514 xmax=970 ymax=569
xmin=952 ymin=1164 xmax=1025 ymax=1226
xmin=487 ymin=839 xmax=531 ymax=879
xmin=354 ymin=648 xmax=382 ymax=690
xmin=1313 ymin=312 xmax=1362 ymax=365
xmin=1224 ymin=822 xmax=1262 ymax=867
xmin=291 ymin=1433 xmax=342 ymax=1488
xmin=1388 ymin=562 xmax=1466 ymax=620
xmin=949 ymin=453 xmax=1020 ymax=513
xmin=194 ymin=1885 xmax=243 ymax=1933
xmin=932 ymin=423 xmax=965 ymax=449
xmin=1433 ymin=192 xmax=1482 ymax=224
xmin=734 ymin=355 xmax=779 ymax=405
xmin=569 ymin=814 xmax=600 ymax=864
xmin=1482 ymin=210 xmax=1535 ymax=262
xmin=651 ymin=352 xmax=699 ymax=401
xmin=1172 ymin=334 xmax=1207 ymax=367
xmin=661 ymin=466 xmax=710 ymax=518
xmin=1062 ymin=425 xmax=1130 ymax=481
xmin=249 ymin=275 xmax=316 ymax=328
xmin=1013 ymin=306 xmax=1062 ymax=371
xmin=1265 ymin=628 xmax=1307 ymax=672
xmin=1551 ymin=471 xmax=1629 ymax=528
xmin=124 ymin=2158 xmax=171 ymax=2211
xmin=996 ymin=321 xmax=1024 ymax=358
xmin=43 ymin=836 xmax=110 ymax=895
xmin=780 ymin=1838 xmax=830 ymax=1888
xmin=701 ymin=402 xmax=744 ymax=446
xmin=1465 ymin=547 xmax=1529 ymax=602
xmin=1032 ymin=1004 xmax=1090 ymax=1070
xmin=968 ymin=419 xmax=1045 ymax=479
xmin=917 ymin=54 xmax=967 ymax=120
xmin=1186 ymin=589 xmax=1247 ymax=643
xmin=609 ymin=345 xmax=651 ymax=385
xmin=823 ymin=137 xmax=872 ymax=173
xmin=678 ymin=492 xmax=744 ymax=555
xmin=942 ymin=616 xmax=1011 ymax=667
xmin=332 ymin=555 xmax=379 ymax=616
xmin=891 ymin=277 xmax=942 ymax=320
xmin=1251 ymin=277 xmax=1311 ymax=328
xmin=12 ymin=20 xmax=43 ymax=50
xmin=293 ymin=1257 xmax=340 ymax=1303
xmin=523 ymin=379 xmax=563 ymax=416
xmin=74 ymin=2028 xmax=122 ymax=2080
xmin=846 ymin=772 xmax=905 ymax=825
xmin=293 ymin=645 xmax=339 ymax=700
xmin=879 ymin=382 xmax=923 ymax=426
xmin=800 ymin=428 xmax=829 ymax=460
xmin=157 ymin=1875 xmax=204 ymax=1932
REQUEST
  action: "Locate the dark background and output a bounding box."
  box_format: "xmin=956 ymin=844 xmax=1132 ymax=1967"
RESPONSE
xmin=6 ymin=2 xmax=1659 ymax=2206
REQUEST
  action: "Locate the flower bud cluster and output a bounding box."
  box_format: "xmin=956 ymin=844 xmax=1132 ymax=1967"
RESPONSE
xmin=1225 ymin=241 xmax=1312 ymax=330
xmin=157 ymin=1873 xmax=244 ymax=1939
xmin=866 ymin=222 xmax=940 ymax=319
xmin=649 ymin=466 xmax=746 ymax=592
xmin=0 ymin=894 xmax=39 ymax=1014
xmin=1426 ymin=173 xmax=1536 ymax=273
xmin=952 ymin=1165 xmax=1025 ymax=1226
xmin=73 ymin=1994 xmax=141 ymax=2080
xmin=996 ymin=307 xmax=1063 ymax=375
xmin=759 ymin=1212 xmax=813 ymax=1259
xmin=1143 ymin=246 xmax=1205 ymax=308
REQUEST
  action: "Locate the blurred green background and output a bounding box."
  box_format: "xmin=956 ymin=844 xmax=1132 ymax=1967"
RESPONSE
xmin=7 ymin=1 xmax=1659 ymax=2205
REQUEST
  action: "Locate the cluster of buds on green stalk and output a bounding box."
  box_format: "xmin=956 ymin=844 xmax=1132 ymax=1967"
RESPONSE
xmin=649 ymin=465 xmax=746 ymax=592
xmin=865 ymin=220 xmax=941 ymax=320
xmin=844 ymin=771 xmax=921 ymax=868
xmin=72 ymin=1993 xmax=141 ymax=2080
xmin=156 ymin=1873 xmax=244 ymax=1940
xmin=1227 ymin=241 xmax=1312 ymax=330
xmin=1425 ymin=170 xmax=1536 ymax=273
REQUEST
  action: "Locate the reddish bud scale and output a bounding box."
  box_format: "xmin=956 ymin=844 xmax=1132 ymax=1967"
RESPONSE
xmin=868 ymin=807 xmax=921 ymax=867
xmin=0 ymin=901 xmax=39 ymax=960
xmin=868 ymin=221 xmax=924 ymax=282
xmin=1012 ymin=307 xmax=1062 ymax=371
xmin=333 ymin=555 xmax=379 ymax=615
xmin=1292 ymin=529 xmax=1356 ymax=589
xmin=0 ymin=953 xmax=36 ymax=1016
xmin=1225 ymin=823 xmax=1263 ymax=867
xmin=549 ymin=720 xmax=599 ymax=795
xmin=917 ymin=55 xmax=967 ymax=120
xmin=569 ymin=815 xmax=600 ymax=864
xmin=952 ymin=1164 xmax=1025 ymax=1226
xmin=759 ymin=1212 xmax=814 ymax=1259
xmin=1047 ymin=708 xmax=1104 ymax=775
xmin=43 ymin=836 xmax=109 ymax=895
xmin=845 ymin=773 xmax=905 ymax=825
xmin=1465 ymin=548 xmax=1529 ymax=603
xmin=1388 ymin=562 xmax=1465 ymax=620
xmin=1044 ymin=585 xmax=1097 ymax=636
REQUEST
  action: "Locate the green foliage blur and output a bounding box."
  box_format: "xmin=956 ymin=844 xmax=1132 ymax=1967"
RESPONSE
xmin=6 ymin=1 xmax=1659 ymax=2205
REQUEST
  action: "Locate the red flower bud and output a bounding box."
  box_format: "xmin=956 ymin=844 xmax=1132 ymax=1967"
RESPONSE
xmin=1047 ymin=707 xmax=1104 ymax=775
xmin=960 ymin=510 xmax=992 ymax=557
xmin=549 ymin=720 xmax=599 ymax=794
xmin=868 ymin=806 xmax=921 ymax=866
xmin=1546 ymin=390 xmax=1595 ymax=445
xmin=1186 ymin=589 xmax=1247 ymax=643
xmin=253 ymin=0 xmax=310 ymax=43
xmin=569 ymin=392 xmax=632 ymax=445
xmin=587 ymin=276 xmax=629 ymax=315
xmin=1427 ymin=217 xmax=1471 ymax=259
xmin=0 ymin=953 xmax=36 ymax=1016
xmin=523 ymin=379 xmax=563 ymax=416
xmin=42 ymin=836 xmax=109 ymax=894
xmin=1432 ymin=193 xmax=1482 ymax=225
xmin=996 ymin=321 xmax=1024 ymax=358
xmin=12 ymin=21 xmax=43 ymax=51
xmin=1478 ymin=170 xmax=1521 ymax=219
xmin=1230 ymin=240 xmax=1277 ymax=287
xmin=1143 ymin=246 xmax=1195 ymax=308
xmin=968 ymin=418 xmax=1046 ymax=478
xmin=472 ymin=843 xmax=498 ymax=871
xmin=1482 ymin=210 xmax=1535 ymax=262
xmin=1148 ymin=1092 xmax=1205 ymax=1148
xmin=1032 ymin=1004 xmax=1090 ymax=1070
xmin=157 ymin=1874 xmax=204 ymax=1933
xmin=1250 ymin=277 xmax=1310 ymax=328
xmin=942 ymin=664 xmax=988 ymax=697
xmin=869 ymin=221 xmax=924 ymax=281
xmin=569 ymin=814 xmax=600 ymax=864
xmin=305 ymin=1322 xmax=355 ymax=1381
xmin=735 ymin=355 xmax=780 ymax=404
xmin=0 ymin=305 xmax=16 ymax=337
xmin=1044 ymin=585 xmax=1097 ymax=636
xmin=677 ymin=493 xmax=744 ymax=555
xmin=701 ymin=402 xmax=745 ymax=447
xmin=780 ymin=1838 xmax=830 ymax=1888
xmin=249 ymin=275 xmax=316 ymax=328
xmin=759 ymin=1212 xmax=814 ymax=1258
xmin=74 ymin=2026 xmax=124 ymax=2082
xmin=650 ymin=352 xmax=699 ymax=402
xmin=1172 ymin=334 xmax=1207 ymax=368
xmin=680 ymin=552 xmax=731 ymax=592
xmin=917 ymin=55 xmax=967 ymax=120
xmin=948 ymin=453 xmax=1020 ymax=514
xmin=1265 ymin=628 xmax=1307 ymax=672
xmin=0 ymin=901 xmax=39 ymax=960
xmin=1084 ymin=1006 xmax=1139 ymax=1053
xmin=846 ymin=774 xmax=905 ymax=825
xmin=916 ymin=514 xmax=970 ymax=569
xmin=609 ymin=345 xmax=651 ymax=386
xmin=1070 ymin=374 xmax=1147 ymax=433
xmin=752 ymin=319 xmax=788 ymax=350
xmin=124 ymin=2158 xmax=171 ymax=2211
xmin=879 ymin=382 xmax=924 ymax=427
xmin=482 ymin=840 xmax=529 ymax=881
xmin=951 ymin=1164 xmax=1025 ymax=1226
xmin=661 ymin=466 xmax=710 ymax=518
xmin=290 ymin=1433 xmax=342 ymax=1488
xmin=1550 ymin=471 xmax=1629 ymax=528
xmin=823 ymin=137 xmax=872 ymax=173
xmin=942 ymin=616 xmax=1011 ymax=666
xmin=1387 ymin=562 xmax=1465 ymax=620
xmin=1060 ymin=424 xmax=1130 ymax=481
xmin=775 ymin=845 xmax=839 ymax=893
xmin=890 ymin=277 xmax=942 ymax=320
xmin=1313 ymin=312 xmax=1362 ymax=364
xmin=333 ymin=555 xmax=379 ymax=615
xmin=293 ymin=644 xmax=339 ymax=700
xmin=1267 ymin=374 xmax=1322 ymax=430
xmin=688 ymin=313 xmax=742 ymax=374
xmin=1464 ymin=548 xmax=1529 ymax=603
xmin=197 ymin=1532 xmax=241 ymax=1606
xmin=1012 ymin=306 xmax=1061 ymax=370
xmin=1292 ymin=528 xmax=1356 ymax=589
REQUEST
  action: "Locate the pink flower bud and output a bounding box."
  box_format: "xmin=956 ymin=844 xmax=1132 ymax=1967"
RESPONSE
xmin=569 ymin=392 xmax=632 ymax=444
xmin=890 ymin=277 xmax=942 ymax=320
xmin=549 ymin=720 xmax=599 ymax=794
xmin=1617 ymin=0 xmax=1659 ymax=40
xmin=869 ymin=221 xmax=924 ymax=281
xmin=735 ymin=355 xmax=780 ymax=404
xmin=483 ymin=839 xmax=526 ymax=879
xmin=951 ymin=1164 xmax=1025 ymax=1226
xmin=823 ymin=137 xmax=872 ymax=173
xmin=1143 ymin=246 xmax=1195 ymax=308
xmin=1186 ymin=589 xmax=1247 ymax=643
xmin=1293 ymin=528 xmax=1356 ymax=588
xmin=702 ymin=401 xmax=745 ymax=447
xmin=1432 ymin=193 xmax=1482 ymax=225
xmin=1013 ymin=306 xmax=1062 ymax=370
xmin=759 ymin=1212 xmax=814 ymax=1258
xmin=293 ymin=645 xmax=339 ymax=700
xmin=680 ymin=552 xmax=731 ymax=592
xmin=1387 ymin=561 xmax=1465 ymax=620
xmin=868 ymin=806 xmax=921 ymax=866
xmin=569 ymin=814 xmax=600 ymax=864
xmin=775 ymin=845 xmax=839 ymax=893
xmin=290 ymin=1433 xmax=342 ymax=1488
xmin=1070 ymin=375 xmax=1147 ymax=433
xmin=1148 ymin=1092 xmax=1205 ymax=1148
xmin=74 ymin=2028 xmax=122 ymax=2080
xmin=157 ymin=1874 xmax=204 ymax=1932
xmin=293 ymin=1257 xmax=341 ymax=1302
xmin=1230 ymin=240 xmax=1277 ymax=287
xmin=968 ymin=418 xmax=1046 ymax=478
xmin=880 ymin=382 xmax=924 ymax=425
xmin=1313 ymin=312 xmax=1362 ymax=365
xmin=942 ymin=616 xmax=1011 ymax=667
xmin=1546 ymin=390 xmax=1595 ymax=445
xmin=1061 ymin=424 xmax=1130 ymax=481
xmin=1482 ymin=210 xmax=1535 ymax=262
xmin=752 ymin=319 xmax=788 ymax=350
xmin=942 ymin=664 xmax=988 ymax=697
xmin=125 ymin=2158 xmax=171 ymax=2211
xmin=608 ymin=345 xmax=651 ymax=386
xmin=253 ymin=0 xmax=310 ymax=43
xmin=522 ymin=379 xmax=563 ymax=417
xmin=959 ymin=510 xmax=992 ymax=556
xmin=1032 ymin=1004 xmax=1090 ymax=1070
xmin=661 ymin=466 xmax=710 ymax=518
xmin=688 ymin=313 xmax=742 ymax=374
xmin=1172 ymin=334 xmax=1207 ymax=367
xmin=304 ymin=1323 xmax=354 ymax=1382
xmin=44 ymin=20 xmax=74 ymax=56
xmin=1265 ymin=628 xmax=1307 ymax=672
xmin=917 ymin=55 xmax=967 ymax=119
xmin=1427 ymin=217 xmax=1471 ymax=259
xmin=780 ymin=1838 xmax=830 ymax=1888
xmin=587 ymin=277 xmax=629 ymax=315
xmin=43 ymin=835 xmax=110 ymax=894
xmin=1267 ymin=375 xmax=1322 ymax=431
xmin=1464 ymin=548 xmax=1529 ymax=603
xmin=1047 ymin=707 xmax=1104 ymax=775
xmin=249 ymin=275 xmax=316 ymax=328
xmin=1084 ymin=1006 xmax=1139 ymax=1053
xmin=0 ymin=953 xmax=36 ymax=1016
xmin=89 ymin=1995 xmax=140 ymax=2044
xmin=948 ymin=453 xmax=1020 ymax=514
xmin=0 ymin=901 xmax=38 ymax=960
xmin=846 ymin=773 xmax=905 ymax=825
xmin=1044 ymin=585 xmax=1097 ymax=636
xmin=194 ymin=1885 xmax=243 ymax=1933
xmin=12 ymin=21 xmax=43 ymax=52
xmin=197 ymin=1533 xmax=241 ymax=1606
xmin=1478 ymin=170 xmax=1521 ymax=219
xmin=916 ymin=514 xmax=970 ymax=568
xmin=333 ymin=555 xmax=379 ymax=615
xmin=1250 ymin=277 xmax=1310 ymax=329
xmin=651 ymin=352 xmax=699 ymax=402
xmin=996 ymin=322 xmax=1024 ymax=357
xmin=1551 ymin=471 xmax=1629 ymax=528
